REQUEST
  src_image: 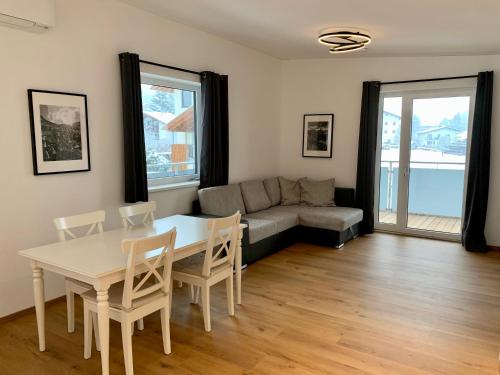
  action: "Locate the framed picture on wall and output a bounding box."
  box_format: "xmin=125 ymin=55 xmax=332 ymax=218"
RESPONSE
xmin=28 ymin=89 xmax=90 ymax=175
xmin=302 ymin=113 xmax=334 ymax=158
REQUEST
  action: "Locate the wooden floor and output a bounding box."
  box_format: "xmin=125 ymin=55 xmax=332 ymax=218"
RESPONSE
xmin=1 ymin=234 xmax=500 ymax=374
xmin=379 ymin=211 xmax=462 ymax=234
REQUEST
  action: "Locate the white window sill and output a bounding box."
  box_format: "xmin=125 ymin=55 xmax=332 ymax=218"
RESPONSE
xmin=148 ymin=180 xmax=200 ymax=193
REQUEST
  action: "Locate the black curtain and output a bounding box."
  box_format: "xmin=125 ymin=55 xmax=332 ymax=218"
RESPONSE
xmin=462 ymin=71 xmax=494 ymax=252
xmin=199 ymin=71 xmax=229 ymax=189
xmin=119 ymin=52 xmax=148 ymax=203
xmin=355 ymin=81 xmax=381 ymax=235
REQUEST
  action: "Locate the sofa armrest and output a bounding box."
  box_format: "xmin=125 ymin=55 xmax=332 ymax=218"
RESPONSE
xmin=335 ymin=187 xmax=355 ymax=207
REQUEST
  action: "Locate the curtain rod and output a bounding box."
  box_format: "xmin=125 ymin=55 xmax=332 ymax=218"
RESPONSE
xmin=381 ymin=74 xmax=477 ymax=85
xmin=139 ymin=59 xmax=201 ymax=76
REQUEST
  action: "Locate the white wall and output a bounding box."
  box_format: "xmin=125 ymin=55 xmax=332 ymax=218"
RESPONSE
xmin=3 ymin=1 xmax=500 ymax=318
xmin=280 ymin=55 xmax=500 ymax=246
xmin=0 ymin=0 xmax=281 ymax=317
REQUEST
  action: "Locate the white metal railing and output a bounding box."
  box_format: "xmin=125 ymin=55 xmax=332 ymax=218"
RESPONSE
xmin=147 ymin=160 xmax=196 ymax=178
xmin=381 ymin=160 xmax=465 ymax=212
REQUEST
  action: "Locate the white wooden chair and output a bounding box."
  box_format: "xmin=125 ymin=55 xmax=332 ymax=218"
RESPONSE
xmin=82 ymin=228 xmax=176 ymax=375
xmin=172 ymin=212 xmax=241 ymax=332
xmin=119 ymin=201 xmax=156 ymax=229
xmin=118 ymin=201 xmax=157 ymax=330
xmin=53 ymin=210 xmax=106 ymax=335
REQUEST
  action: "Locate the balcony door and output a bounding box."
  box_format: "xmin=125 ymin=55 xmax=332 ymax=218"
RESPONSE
xmin=375 ymin=87 xmax=475 ymax=240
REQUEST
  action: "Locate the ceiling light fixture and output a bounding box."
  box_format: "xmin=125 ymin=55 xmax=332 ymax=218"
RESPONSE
xmin=318 ymin=31 xmax=371 ymax=54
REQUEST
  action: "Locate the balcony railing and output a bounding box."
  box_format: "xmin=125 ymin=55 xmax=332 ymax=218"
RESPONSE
xmin=380 ymin=161 xmax=465 ymax=218
xmin=147 ymin=160 xmax=196 ymax=179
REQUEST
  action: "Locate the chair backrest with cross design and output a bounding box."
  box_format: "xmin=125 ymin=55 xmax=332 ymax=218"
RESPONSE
xmin=54 ymin=210 xmax=106 ymax=241
xmin=202 ymin=212 xmax=241 ymax=277
xmin=119 ymin=201 xmax=157 ymax=229
xmin=121 ymin=228 xmax=176 ymax=310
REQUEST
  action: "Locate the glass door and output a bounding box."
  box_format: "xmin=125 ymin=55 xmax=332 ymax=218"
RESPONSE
xmin=376 ymin=96 xmax=402 ymax=226
xmin=375 ymin=88 xmax=475 ymax=239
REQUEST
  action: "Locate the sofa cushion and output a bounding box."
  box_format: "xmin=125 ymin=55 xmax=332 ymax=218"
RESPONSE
xmin=297 ymin=206 xmax=363 ymax=232
xmin=240 ymin=180 xmax=271 ymax=213
xmin=243 ymin=217 xmax=278 ymax=244
xmin=198 ymin=184 xmax=246 ymax=216
xmin=299 ymin=178 xmax=336 ymax=207
xmin=245 ymin=206 xmax=299 ymax=232
xmin=278 ymin=177 xmax=302 ymax=206
xmin=263 ymin=177 xmax=281 ymax=206
xmin=264 ymin=204 xmax=304 ymax=214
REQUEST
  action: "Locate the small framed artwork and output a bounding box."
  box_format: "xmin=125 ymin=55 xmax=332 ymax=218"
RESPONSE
xmin=302 ymin=113 xmax=334 ymax=158
xmin=28 ymin=89 xmax=90 ymax=175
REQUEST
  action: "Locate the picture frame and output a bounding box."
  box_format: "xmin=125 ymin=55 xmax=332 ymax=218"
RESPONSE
xmin=28 ymin=89 xmax=91 ymax=175
xmin=302 ymin=113 xmax=334 ymax=158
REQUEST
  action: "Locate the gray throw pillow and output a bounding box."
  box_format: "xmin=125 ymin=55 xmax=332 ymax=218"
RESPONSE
xmin=263 ymin=177 xmax=281 ymax=206
xmin=278 ymin=177 xmax=302 ymax=206
xmin=198 ymin=184 xmax=247 ymax=216
xmin=299 ymin=178 xmax=336 ymax=207
xmin=240 ymin=180 xmax=271 ymax=213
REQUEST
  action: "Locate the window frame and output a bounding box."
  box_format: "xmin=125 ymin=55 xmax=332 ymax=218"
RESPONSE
xmin=374 ymin=85 xmax=476 ymax=242
xmin=140 ymin=72 xmax=202 ymax=189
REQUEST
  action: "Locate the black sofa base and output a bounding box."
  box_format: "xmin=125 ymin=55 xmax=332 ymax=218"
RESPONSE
xmin=242 ymin=223 xmax=359 ymax=266
xmin=242 ymin=226 xmax=298 ymax=265
xmin=298 ymin=223 xmax=359 ymax=249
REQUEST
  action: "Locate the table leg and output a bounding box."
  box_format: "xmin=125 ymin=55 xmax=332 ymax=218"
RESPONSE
xmin=32 ymin=265 xmax=45 ymax=352
xmin=96 ymin=288 xmax=110 ymax=375
xmin=236 ymin=228 xmax=243 ymax=305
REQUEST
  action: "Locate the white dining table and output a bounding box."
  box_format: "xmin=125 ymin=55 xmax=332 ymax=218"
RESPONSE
xmin=18 ymin=214 xmax=245 ymax=375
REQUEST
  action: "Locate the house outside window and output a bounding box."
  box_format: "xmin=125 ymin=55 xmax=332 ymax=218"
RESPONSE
xmin=140 ymin=73 xmax=201 ymax=188
xmin=381 ymin=110 xmax=401 ymax=146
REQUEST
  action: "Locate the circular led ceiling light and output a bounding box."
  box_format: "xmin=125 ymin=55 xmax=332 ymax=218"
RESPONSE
xmin=318 ymin=31 xmax=371 ymax=54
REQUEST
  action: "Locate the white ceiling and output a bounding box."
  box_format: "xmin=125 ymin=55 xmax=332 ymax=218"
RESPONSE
xmin=120 ymin=0 xmax=500 ymax=59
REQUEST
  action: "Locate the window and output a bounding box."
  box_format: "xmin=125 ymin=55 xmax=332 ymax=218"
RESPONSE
xmin=181 ymin=90 xmax=193 ymax=108
xmin=375 ymin=85 xmax=475 ymax=240
xmin=140 ymin=73 xmax=201 ymax=188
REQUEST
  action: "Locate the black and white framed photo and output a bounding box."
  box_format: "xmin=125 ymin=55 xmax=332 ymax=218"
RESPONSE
xmin=302 ymin=113 xmax=334 ymax=158
xmin=28 ymin=89 xmax=90 ymax=175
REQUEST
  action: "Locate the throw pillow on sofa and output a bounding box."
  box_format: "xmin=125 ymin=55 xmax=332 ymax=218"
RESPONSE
xmin=240 ymin=180 xmax=272 ymax=213
xmin=198 ymin=184 xmax=247 ymax=216
xmin=299 ymin=178 xmax=336 ymax=207
xmin=263 ymin=177 xmax=281 ymax=206
xmin=278 ymin=177 xmax=303 ymax=205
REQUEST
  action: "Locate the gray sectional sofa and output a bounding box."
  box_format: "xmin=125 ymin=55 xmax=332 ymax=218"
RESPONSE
xmin=192 ymin=177 xmax=363 ymax=266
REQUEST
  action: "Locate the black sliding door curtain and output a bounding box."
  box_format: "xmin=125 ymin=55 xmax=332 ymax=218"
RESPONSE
xmin=462 ymin=71 xmax=494 ymax=252
xmin=355 ymin=81 xmax=381 ymax=235
xmin=119 ymin=52 xmax=148 ymax=203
